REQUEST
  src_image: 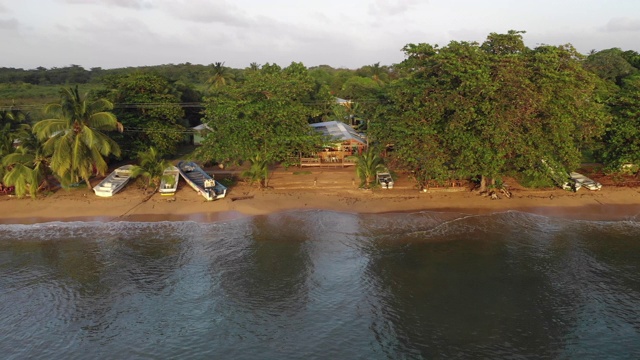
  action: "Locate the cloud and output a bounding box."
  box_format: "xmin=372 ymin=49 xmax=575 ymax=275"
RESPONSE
xmin=369 ymin=0 xmax=420 ymax=16
xmin=0 ymin=3 xmax=7 ymax=13
xmin=603 ymin=17 xmax=640 ymax=32
xmin=60 ymin=0 xmax=153 ymax=10
xmin=158 ymin=0 xmax=250 ymax=27
xmin=0 ymin=17 xmax=18 ymax=30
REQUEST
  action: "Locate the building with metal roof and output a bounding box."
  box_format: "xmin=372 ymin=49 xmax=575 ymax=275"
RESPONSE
xmin=309 ymin=121 xmax=366 ymax=146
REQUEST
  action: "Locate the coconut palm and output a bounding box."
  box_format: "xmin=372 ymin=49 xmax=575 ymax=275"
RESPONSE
xmin=2 ymin=143 xmax=49 ymax=199
xmin=355 ymin=146 xmax=386 ymax=188
xmin=32 ymin=86 xmax=122 ymax=188
xmin=130 ymin=147 xmax=172 ymax=192
xmin=206 ymin=62 xmax=234 ymax=90
xmin=0 ymin=109 xmax=31 ymax=157
xmin=1 ymin=109 xmax=31 ymax=184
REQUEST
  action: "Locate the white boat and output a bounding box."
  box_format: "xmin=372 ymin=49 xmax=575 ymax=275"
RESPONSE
xmin=177 ymin=161 xmax=227 ymax=201
xmin=376 ymin=172 xmax=394 ymax=189
xmin=159 ymin=165 xmax=180 ymax=195
xmin=93 ymin=165 xmax=133 ymax=197
xmin=570 ymin=172 xmax=602 ymax=191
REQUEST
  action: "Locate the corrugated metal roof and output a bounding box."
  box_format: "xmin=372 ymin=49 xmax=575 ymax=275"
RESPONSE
xmin=192 ymin=124 xmax=211 ymax=131
xmin=310 ymin=121 xmax=366 ymax=145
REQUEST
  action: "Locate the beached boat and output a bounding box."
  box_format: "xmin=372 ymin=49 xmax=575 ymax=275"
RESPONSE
xmin=376 ymin=172 xmax=394 ymax=189
xmin=93 ymin=165 xmax=133 ymax=197
xmin=159 ymin=165 xmax=180 ymax=196
xmin=570 ymin=172 xmax=602 ymax=191
xmin=177 ymin=161 xmax=227 ymax=201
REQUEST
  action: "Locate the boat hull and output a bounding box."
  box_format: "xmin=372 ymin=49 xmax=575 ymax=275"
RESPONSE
xmin=93 ymin=165 xmax=133 ymax=197
xmin=177 ymin=161 xmax=227 ymax=201
xmin=159 ymin=166 xmax=180 ymax=195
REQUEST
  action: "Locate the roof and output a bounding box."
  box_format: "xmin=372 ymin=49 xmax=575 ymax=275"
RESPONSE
xmin=309 ymin=121 xmax=366 ymax=145
xmin=192 ymin=124 xmax=211 ymax=131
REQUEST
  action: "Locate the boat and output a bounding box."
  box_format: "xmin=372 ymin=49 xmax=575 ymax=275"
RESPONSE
xmin=159 ymin=165 xmax=180 ymax=196
xmin=570 ymin=172 xmax=602 ymax=191
xmin=177 ymin=161 xmax=227 ymax=201
xmin=376 ymin=172 xmax=394 ymax=189
xmin=93 ymin=165 xmax=133 ymax=197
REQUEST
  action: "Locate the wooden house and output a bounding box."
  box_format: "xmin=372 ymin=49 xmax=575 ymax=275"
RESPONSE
xmin=302 ymin=121 xmax=367 ymax=166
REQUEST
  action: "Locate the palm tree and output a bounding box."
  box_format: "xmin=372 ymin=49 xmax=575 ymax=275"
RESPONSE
xmin=241 ymin=154 xmax=269 ymax=188
xmin=0 ymin=108 xmax=31 ymax=183
xmin=355 ymin=146 xmax=386 ymax=188
xmin=370 ymin=62 xmax=384 ymax=85
xmin=130 ymin=147 xmax=171 ymax=192
xmin=0 ymin=108 xmax=31 ymax=157
xmin=2 ymin=144 xmax=49 ymax=199
xmin=32 ymin=86 xmax=122 ymax=188
xmin=206 ymin=62 xmax=233 ymax=90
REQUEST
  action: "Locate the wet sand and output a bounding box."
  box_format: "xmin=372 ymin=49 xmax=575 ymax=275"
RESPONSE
xmin=1 ymin=167 xmax=640 ymax=224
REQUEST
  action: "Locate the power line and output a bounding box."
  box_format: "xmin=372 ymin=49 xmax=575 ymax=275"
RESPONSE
xmin=1 ymin=98 xmax=384 ymax=111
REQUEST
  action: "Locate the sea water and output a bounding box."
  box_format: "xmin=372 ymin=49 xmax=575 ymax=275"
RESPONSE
xmin=1 ymin=211 xmax=640 ymax=359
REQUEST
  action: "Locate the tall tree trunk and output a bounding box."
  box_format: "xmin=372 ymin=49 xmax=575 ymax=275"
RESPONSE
xmin=479 ymin=175 xmax=488 ymax=192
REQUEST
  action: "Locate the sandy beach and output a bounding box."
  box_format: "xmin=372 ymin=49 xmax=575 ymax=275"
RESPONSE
xmin=1 ymin=166 xmax=640 ymax=224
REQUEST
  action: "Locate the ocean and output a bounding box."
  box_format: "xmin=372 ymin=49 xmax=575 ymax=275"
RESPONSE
xmin=1 ymin=210 xmax=640 ymax=359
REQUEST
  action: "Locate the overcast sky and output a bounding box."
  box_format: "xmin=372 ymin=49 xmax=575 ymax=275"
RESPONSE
xmin=1 ymin=0 xmax=639 ymax=70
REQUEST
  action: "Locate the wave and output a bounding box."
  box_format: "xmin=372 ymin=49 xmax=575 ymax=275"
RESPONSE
xmin=0 ymin=210 xmax=639 ymax=244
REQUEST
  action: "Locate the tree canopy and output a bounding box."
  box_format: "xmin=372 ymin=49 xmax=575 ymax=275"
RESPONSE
xmin=103 ymin=73 xmax=187 ymax=157
xmin=379 ymin=31 xmax=610 ymax=189
xmin=196 ymin=63 xmax=329 ymax=176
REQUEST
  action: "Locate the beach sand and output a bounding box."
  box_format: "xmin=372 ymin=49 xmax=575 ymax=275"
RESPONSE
xmin=1 ymin=166 xmax=640 ymax=224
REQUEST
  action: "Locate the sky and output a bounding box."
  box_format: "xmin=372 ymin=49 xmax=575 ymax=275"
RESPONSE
xmin=1 ymin=0 xmax=639 ymax=70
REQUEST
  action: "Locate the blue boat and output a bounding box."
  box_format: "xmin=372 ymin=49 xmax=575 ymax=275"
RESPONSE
xmin=177 ymin=161 xmax=227 ymax=201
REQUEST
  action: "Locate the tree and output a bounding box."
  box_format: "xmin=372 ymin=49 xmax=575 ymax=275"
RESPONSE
xmin=383 ymin=31 xmax=610 ymax=191
xmin=241 ymin=154 xmax=269 ymax=188
xmin=197 ymin=62 xmax=326 ymax=187
xmin=33 ymin=86 xmax=122 ymax=188
xmin=2 ymin=140 xmax=49 ymax=199
xmin=206 ymin=62 xmax=234 ymax=90
xmin=584 ymin=48 xmax=637 ymax=84
xmin=595 ymin=74 xmax=640 ymax=170
xmin=129 ymin=147 xmax=172 ymax=192
xmin=103 ymin=73 xmax=187 ymax=157
xmin=355 ymin=146 xmax=386 ymax=188
xmin=0 ymin=108 xmax=31 ymax=182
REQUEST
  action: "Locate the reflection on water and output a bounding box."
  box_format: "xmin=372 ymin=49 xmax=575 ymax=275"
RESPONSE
xmin=1 ymin=212 xmax=640 ymax=359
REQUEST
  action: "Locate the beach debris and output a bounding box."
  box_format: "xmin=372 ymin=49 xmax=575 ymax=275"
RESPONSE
xmin=231 ymin=195 xmax=254 ymax=202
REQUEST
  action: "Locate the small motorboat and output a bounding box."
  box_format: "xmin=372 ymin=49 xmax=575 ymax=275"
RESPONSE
xmin=159 ymin=165 xmax=180 ymax=196
xmin=570 ymin=172 xmax=602 ymax=191
xmin=93 ymin=165 xmax=133 ymax=197
xmin=376 ymin=172 xmax=394 ymax=189
xmin=177 ymin=161 xmax=227 ymax=201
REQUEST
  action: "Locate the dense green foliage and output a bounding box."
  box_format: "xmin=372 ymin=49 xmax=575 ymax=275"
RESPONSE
xmin=379 ymin=31 xmax=610 ymax=190
xmin=101 ymin=73 xmax=188 ymax=158
xmin=197 ymin=63 xmax=330 ymax=185
xmin=1 ymin=31 xmax=639 ymax=198
xmin=586 ymin=49 xmax=640 ymax=171
xmin=2 ymin=144 xmax=48 ymax=199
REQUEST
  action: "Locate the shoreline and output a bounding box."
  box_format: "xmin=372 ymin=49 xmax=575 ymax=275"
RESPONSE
xmin=1 ymin=167 xmax=640 ymax=224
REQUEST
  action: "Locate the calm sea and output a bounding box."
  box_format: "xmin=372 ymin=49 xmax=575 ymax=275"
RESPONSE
xmin=1 ymin=210 xmax=640 ymax=359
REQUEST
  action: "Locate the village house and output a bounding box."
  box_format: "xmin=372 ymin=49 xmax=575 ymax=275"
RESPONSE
xmin=301 ymin=121 xmax=367 ymax=167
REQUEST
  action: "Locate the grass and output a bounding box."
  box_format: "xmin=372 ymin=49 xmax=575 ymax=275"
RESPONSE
xmin=0 ymin=83 xmax=103 ymax=108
